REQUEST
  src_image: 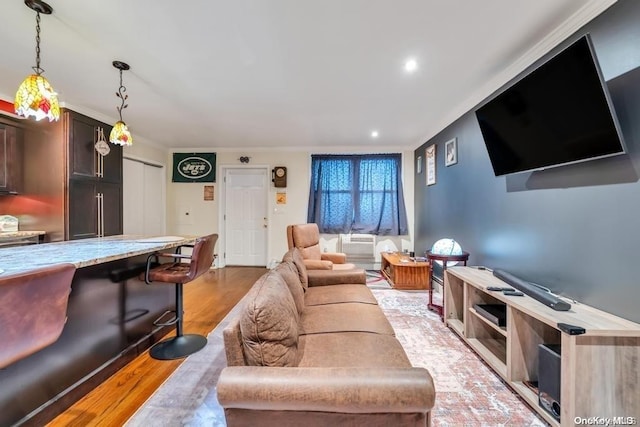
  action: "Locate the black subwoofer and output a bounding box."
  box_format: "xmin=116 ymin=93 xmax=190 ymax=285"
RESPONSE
xmin=538 ymin=343 xmax=561 ymax=421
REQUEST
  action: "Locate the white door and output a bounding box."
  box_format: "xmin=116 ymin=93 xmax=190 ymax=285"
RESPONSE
xmin=142 ymin=164 xmax=164 ymax=235
xmin=123 ymin=158 xmax=165 ymax=235
xmin=224 ymin=168 xmax=268 ymax=266
xmin=123 ymin=159 xmax=144 ymax=234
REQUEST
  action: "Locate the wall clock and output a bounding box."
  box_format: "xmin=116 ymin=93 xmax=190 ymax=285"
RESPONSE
xmin=272 ymin=166 xmax=287 ymax=187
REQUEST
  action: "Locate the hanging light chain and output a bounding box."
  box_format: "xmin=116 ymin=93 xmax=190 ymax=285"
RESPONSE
xmin=32 ymin=11 xmax=44 ymax=75
xmin=115 ymin=68 xmax=129 ymax=121
xmin=110 ymin=60 xmax=132 ymax=145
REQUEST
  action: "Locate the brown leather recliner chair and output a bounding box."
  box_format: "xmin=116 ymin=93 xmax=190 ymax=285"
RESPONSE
xmin=287 ymin=223 xmax=356 ymax=271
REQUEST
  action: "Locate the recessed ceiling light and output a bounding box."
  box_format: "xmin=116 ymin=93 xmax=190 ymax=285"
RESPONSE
xmin=371 ymin=130 xmax=379 ymax=138
xmin=404 ymin=58 xmax=418 ymax=73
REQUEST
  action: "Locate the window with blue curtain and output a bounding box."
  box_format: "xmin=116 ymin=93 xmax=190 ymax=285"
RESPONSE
xmin=307 ymin=154 xmax=409 ymax=235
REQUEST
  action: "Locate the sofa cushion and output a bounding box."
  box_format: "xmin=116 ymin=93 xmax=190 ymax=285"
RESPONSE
xmin=240 ymin=271 xmax=299 ymax=367
xmin=274 ymin=262 xmax=305 ymax=315
xmin=282 ymin=248 xmax=308 ymax=290
xmin=304 ymin=284 xmax=378 ymax=306
xmin=328 ymin=263 xmax=357 ymax=271
xmin=301 ymin=303 xmax=395 ymax=336
xmin=298 ymin=332 xmax=411 ymax=367
xmin=306 ymin=269 xmax=367 ymax=287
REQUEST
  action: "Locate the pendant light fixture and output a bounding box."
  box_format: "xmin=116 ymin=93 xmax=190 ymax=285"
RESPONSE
xmin=109 ymin=61 xmax=133 ymax=146
xmin=14 ymin=0 xmax=60 ymax=122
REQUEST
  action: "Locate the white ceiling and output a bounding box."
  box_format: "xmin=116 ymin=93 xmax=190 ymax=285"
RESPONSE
xmin=0 ymin=0 xmax=616 ymax=151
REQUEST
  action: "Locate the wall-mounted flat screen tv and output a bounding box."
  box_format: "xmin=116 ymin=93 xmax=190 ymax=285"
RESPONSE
xmin=475 ymin=35 xmax=625 ymax=176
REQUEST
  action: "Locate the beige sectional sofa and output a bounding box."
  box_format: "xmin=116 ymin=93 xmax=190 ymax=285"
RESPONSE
xmin=217 ymin=248 xmax=435 ymax=426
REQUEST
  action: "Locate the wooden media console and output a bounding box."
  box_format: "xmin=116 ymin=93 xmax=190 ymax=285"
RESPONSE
xmin=444 ymin=266 xmax=640 ymax=426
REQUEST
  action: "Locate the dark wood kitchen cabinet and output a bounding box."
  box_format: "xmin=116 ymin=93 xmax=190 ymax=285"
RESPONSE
xmin=67 ymin=111 xmax=122 ymax=183
xmin=64 ymin=110 xmax=123 ymax=240
xmin=67 ymin=180 xmax=97 ymax=239
xmin=100 ymin=182 xmax=123 ymax=236
xmin=0 ymin=124 xmax=23 ymax=194
xmin=67 ymin=180 xmax=122 ymax=240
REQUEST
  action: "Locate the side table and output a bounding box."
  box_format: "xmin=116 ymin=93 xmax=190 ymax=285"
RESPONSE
xmin=426 ymin=250 xmax=469 ymax=321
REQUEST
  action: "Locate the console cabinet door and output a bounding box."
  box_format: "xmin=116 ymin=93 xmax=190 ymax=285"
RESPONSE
xmin=0 ymin=124 xmax=23 ymax=194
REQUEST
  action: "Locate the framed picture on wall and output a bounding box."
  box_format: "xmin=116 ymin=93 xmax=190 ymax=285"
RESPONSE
xmin=172 ymin=152 xmax=216 ymax=182
xmin=426 ymin=145 xmax=436 ymax=185
xmin=445 ymin=137 xmax=458 ymax=166
xmin=417 ymin=156 xmax=422 ymax=174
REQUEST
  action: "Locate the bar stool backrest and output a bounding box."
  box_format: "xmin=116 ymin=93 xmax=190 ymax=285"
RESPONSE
xmin=0 ymin=263 xmax=76 ymax=369
xmin=187 ymin=234 xmax=218 ymax=282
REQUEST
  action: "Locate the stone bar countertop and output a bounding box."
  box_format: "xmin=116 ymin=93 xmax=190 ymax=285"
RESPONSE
xmin=0 ymin=235 xmax=197 ymax=276
xmin=0 ymin=230 xmax=46 ymax=241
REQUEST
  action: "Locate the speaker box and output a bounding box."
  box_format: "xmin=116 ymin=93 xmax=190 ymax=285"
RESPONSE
xmin=538 ymin=343 xmax=561 ymax=421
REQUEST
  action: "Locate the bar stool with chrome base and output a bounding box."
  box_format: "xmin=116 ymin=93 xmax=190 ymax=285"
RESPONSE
xmin=143 ymin=234 xmax=218 ymax=360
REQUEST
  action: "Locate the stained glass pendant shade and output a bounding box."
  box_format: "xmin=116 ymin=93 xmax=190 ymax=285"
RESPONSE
xmin=109 ymin=61 xmax=133 ymax=146
xmin=110 ymin=120 xmax=132 ymax=146
xmin=14 ymin=0 xmax=60 ymax=122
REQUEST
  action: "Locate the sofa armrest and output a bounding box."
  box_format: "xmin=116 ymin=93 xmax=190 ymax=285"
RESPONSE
xmin=223 ymin=316 xmax=246 ymax=366
xmin=303 ymin=259 xmax=333 ymax=270
xmin=307 ymin=269 xmax=367 ymax=286
xmin=217 ymin=366 xmax=435 ymax=413
xmin=321 ymin=252 xmax=347 ymax=264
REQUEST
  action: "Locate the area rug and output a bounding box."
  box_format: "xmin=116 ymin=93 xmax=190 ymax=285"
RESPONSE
xmin=126 ymin=289 xmax=546 ymax=426
xmin=366 ymin=269 xmax=392 ymax=289
xmin=373 ymin=290 xmax=546 ymax=426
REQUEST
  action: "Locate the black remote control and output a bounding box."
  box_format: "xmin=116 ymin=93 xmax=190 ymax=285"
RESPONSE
xmin=503 ymin=290 xmax=524 ymax=296
xmin=487 ymin=286 xmax=515 ymax=292
xmin=557 ymin=323 xmax=586 ymax=335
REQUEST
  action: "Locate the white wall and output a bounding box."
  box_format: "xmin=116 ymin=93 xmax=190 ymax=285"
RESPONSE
xmin=166 ymin=148 xmax=415 ymax=264
xmin=122 ymin=139 xmax=168 ymax=166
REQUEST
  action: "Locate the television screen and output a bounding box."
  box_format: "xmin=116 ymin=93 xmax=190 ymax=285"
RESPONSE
xmin=475 ymin=35 xmax=625 ymax=176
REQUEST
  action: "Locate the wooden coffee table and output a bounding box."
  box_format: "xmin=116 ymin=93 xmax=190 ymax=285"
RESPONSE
xmin=380 ymin=252 xmax=430 ymax=290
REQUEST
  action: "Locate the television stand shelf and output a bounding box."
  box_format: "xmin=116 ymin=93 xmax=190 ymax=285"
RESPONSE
xmin=444 ymin=266 xmax=640 ymax=426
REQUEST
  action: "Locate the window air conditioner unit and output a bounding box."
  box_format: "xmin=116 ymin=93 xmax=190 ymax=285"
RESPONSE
xmin=338 ymin=233 xmax=375 ymax=268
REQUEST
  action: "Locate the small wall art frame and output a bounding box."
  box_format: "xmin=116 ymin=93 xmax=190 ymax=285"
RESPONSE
xmin=426 ymin=145 xmax=436 ymax=185
xmin=416 ymin=156 xmax=422 ymax=174
xmin=445 ymin=137 xmax=458 ymax=166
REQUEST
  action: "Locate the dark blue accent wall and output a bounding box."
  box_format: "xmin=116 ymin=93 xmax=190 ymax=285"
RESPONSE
xmin=414 ymin=0 xmax=640 ymax=323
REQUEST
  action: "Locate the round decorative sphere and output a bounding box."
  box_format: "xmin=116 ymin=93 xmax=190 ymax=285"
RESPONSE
xmin=431 ymin=238 xmax=463 ymax=266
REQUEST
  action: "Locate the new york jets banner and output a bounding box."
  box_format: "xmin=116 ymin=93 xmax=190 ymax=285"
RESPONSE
xmin=172 ymin=153 xmax=216 ymax=182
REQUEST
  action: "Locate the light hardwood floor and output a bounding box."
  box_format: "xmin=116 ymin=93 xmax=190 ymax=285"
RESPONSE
xmin=47 ymin=266 xmax=266 ymax=427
